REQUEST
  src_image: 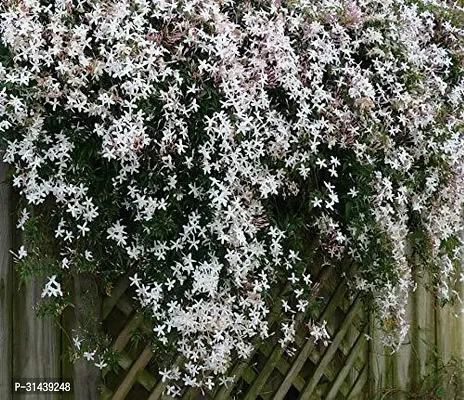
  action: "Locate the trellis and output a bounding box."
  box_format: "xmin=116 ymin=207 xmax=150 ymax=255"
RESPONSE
xmin=1 ymin=161 xmax=462 ymax=399
xmin=99 ymin=261 xmax=369 ymax=400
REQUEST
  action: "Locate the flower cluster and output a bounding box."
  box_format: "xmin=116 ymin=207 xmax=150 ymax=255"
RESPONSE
xmin=1 ymin=0 xmax=464 ymax=391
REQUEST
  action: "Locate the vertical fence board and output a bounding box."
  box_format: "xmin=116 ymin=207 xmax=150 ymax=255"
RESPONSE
xmin=410 ymin=270 xmax=436 ymax=392
xmin=392 ymin=290 xmax=412 ymax=400
xmin=0 ymin=154 xmax=12 ymax=400
xmin=370 ymin=268 xmax=464 ymax=400
xmin=435 ymin=276 xmax=464 ymax=399
xmin=369 ymin=302 xmax=390 ymax=399
xmin=11 ymin=202 xmax=60 ymax=399
xmin=72 ymin=272 xmax=102 ymax=400
xmin=457 ymin=278 xmax=464 ymax=399
xmin=61 ymin=307 xmax=75 ymax=400
xmin=12 ymin=275 xmax=61 ymax=400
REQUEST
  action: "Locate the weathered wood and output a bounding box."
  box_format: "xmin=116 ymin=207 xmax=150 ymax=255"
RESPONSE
xmin=436 ymin=277 xmax=464 ymax=399
xmin=272 ymin=279 xmax=349 ymax=399
xmin=102 ymin=277 xmax=130 ymax=319
xmin=0 ymin=153 xmax=13 ymax=400
xmin=11 ymin=202 xmax=60 ymax=400
xmin=112 ymin=345 xmax=152 ymax=400
xmin=93 ymin=258 xmax=463 ymax=399
xmin=213 ymin=359 xmax=249 ymax=400
xmin=390 ymin=297 xmax=412 ymax=400
xmin=244 ymin=343 xmax=284 ymax=400
xmin=410 ymin=268 xmax=436 ymax=395
xmin=259 ymin=339 xmax=307 ymax=391
xmin=457 ymin=277 xmax=464 ymax=399
xmin=369 ymin=302 xmax=388 ymax=399
xmin=61 ymin=306 xmax=76 ymax=400
xmin=148 ymin=356 xmax=183 ymax=400
xmin=299 ymin=298 xmax=362 ymax=400
xmin=457 ymin=276 xmax=464 ymax=399
xmin=101 ymin=385 xmax=114 ymax=400
xmin=71 ymin=272 xmax=102 ymax=400
xmin=347 ymin=365 xmax=368 ymax=399
xmin=325 ymin=327 xmax=367 ymax=400
xmin=370 ymin=265 xmax=464 ymax=400
xmin=12 ymin=277 xmax=61 ymax=400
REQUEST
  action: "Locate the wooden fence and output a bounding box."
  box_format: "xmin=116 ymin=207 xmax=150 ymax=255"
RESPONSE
xmin=98 ymin=267 xmax=464 ymax=399
xmin=0 ymin=156 xmax=68 ymax=400
xmin=1 ymin=160 xmax=463 ymax=399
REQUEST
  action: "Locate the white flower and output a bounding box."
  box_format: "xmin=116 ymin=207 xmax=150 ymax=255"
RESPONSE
xmin=328 ymin=165 xmax=338 ymax=177
xmin=316 ymin=158 xmax=327 ymax=169
xmin=308 ymin=320 xmax=330 ymax=347
xmin=296 ymin=299 xmax=308 ymax=312
xmin=311 ymin=197 xmax=323 ymax=208
xmin=83 ymin=351 xmax=96 ymax=361
xmin=16 ymin=208 xmax=30 ymax=230
xmin=84 ymin=250 xmax=94 ymax=261
xmin=106 ymin=220 xmax=128 ymax=246
xmin=330 ymin=156 xmax=340 ymax=167
xmin=129 ymin=273 xmax=142 ymax=287
xmin=73 ymin=336 xmax=82 ymax=350
xmin=159 ymin=368 xmax=172 ymax=383
xmin=2 ymin=0 xmax=464 ymax=388
xmin=166 ymin=385 xmax=181 ymax=397
xmin=77 ymin=221 xmax=90 ymax=237
xmin=18 ymin=245 xmax=27 ymax=259
xmin=61 ymin=257 xmax=70 ymax=269
xmin=94 ymin=357 xmax=108 ymax=370
xmin=41 ymin=275 xmax=63 ymax=298
xmin=348 ymin=187 xmax=359 ymax=198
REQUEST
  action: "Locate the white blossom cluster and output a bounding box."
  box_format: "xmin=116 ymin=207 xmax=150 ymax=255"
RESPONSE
xmin=1 ymin=0 xmax=464 ymax=391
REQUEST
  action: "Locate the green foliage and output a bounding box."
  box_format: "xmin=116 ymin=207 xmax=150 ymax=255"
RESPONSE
xmin=413 ymin=355 xmax=464 ymax=399
xmin=36 ymin=295 xmax=73 ymax=318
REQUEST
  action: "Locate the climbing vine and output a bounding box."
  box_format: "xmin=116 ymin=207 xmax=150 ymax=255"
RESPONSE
xmin=1 ymin=0 xmax=464 ymax=393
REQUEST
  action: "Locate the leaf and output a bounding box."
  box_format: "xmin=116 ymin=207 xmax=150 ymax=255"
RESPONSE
xmin=344 ymin=201 xmax=352 ymax=222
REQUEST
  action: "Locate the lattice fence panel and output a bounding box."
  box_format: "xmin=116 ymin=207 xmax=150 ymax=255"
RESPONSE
xmin=99 ymin=264 xmax=369 ymax=400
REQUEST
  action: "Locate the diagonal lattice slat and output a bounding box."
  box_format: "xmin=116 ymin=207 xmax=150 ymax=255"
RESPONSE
xmin=99 ymin=265 xmax=369 ymax=399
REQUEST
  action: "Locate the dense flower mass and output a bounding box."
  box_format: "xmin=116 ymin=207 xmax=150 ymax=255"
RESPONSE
xmin=1 ymin=0 xmax=464 ymax=391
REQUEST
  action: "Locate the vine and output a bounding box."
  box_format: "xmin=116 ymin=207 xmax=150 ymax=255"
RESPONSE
xmin=1 ymin=0 xmax=463 ymax=393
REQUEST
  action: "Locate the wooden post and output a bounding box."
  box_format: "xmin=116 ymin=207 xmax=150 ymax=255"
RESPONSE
xmin=9 ymin=197 xmax=60 ymax=400
xmin=0 ymin=152 xmax=13 ymax=400
xmin=457 ymin=276 xmax=464 ymax=399
xmin=71 ymin=272 xmax=102 ymax=400
xmin=435 ymin=258 xmax=464 ymax=399
xmin=12 ymin=276 xmax=61 ymax=400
